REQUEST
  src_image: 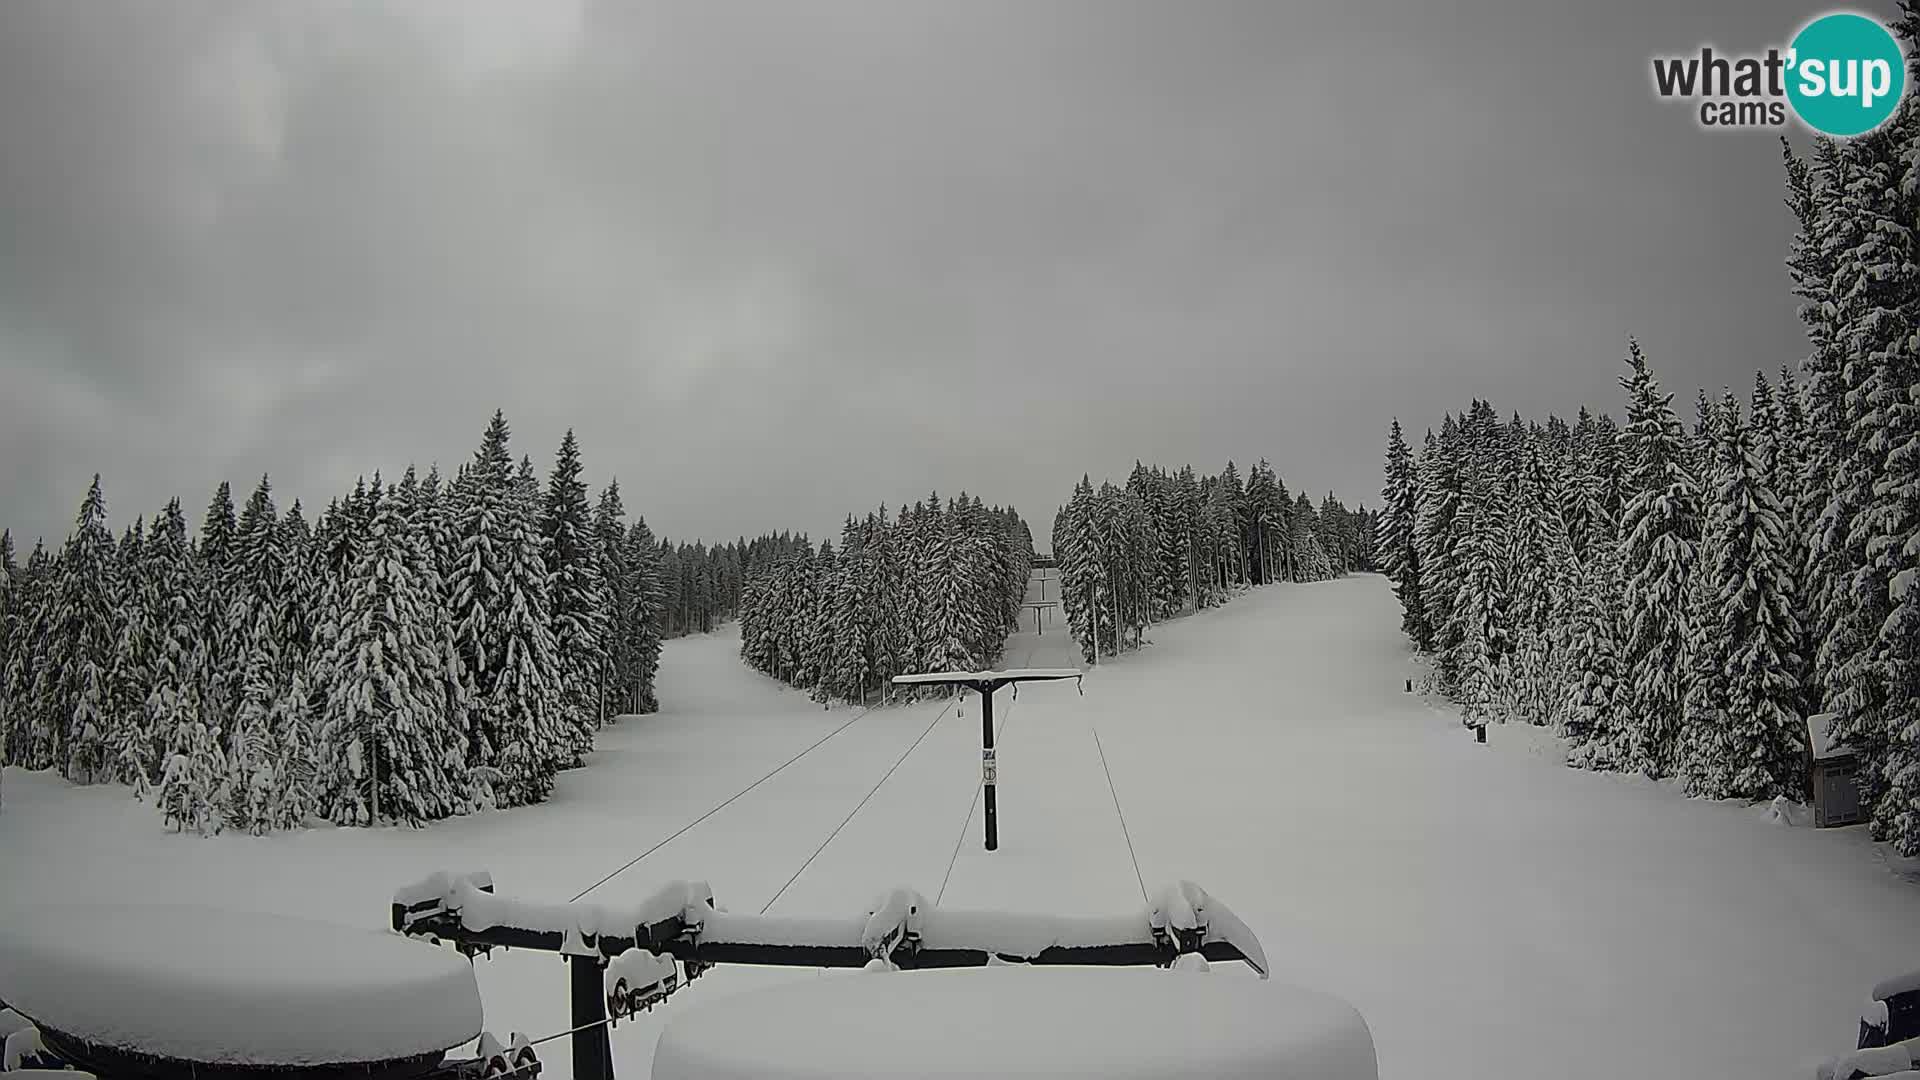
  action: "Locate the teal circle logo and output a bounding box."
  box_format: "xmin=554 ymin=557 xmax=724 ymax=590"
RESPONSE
xmin=1787 ymin=13 xmax=1906 ymax=136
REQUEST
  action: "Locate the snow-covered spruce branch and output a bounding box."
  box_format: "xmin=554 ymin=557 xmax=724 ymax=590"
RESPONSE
xmin=1051 ymin=460 xmax=1377 ymax=665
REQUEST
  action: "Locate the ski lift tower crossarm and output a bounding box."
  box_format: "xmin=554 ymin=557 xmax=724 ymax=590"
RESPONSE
xmin=890 ymin=667 xmax=1083 ymax=852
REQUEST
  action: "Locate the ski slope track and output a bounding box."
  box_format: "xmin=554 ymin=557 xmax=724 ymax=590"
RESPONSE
xmin=3 ymin=574 xmax=1918 ymax=1078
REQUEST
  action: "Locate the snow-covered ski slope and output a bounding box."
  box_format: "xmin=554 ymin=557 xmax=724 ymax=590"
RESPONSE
xmin=3 ymin=573 xmax=1918 ymax=1078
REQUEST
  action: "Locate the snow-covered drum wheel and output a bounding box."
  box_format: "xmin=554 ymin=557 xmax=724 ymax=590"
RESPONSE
xmin=0 ymin=904 xmax=484 ymax=1080
xmin=651 ymin=967 xmax=1378 ymax=1079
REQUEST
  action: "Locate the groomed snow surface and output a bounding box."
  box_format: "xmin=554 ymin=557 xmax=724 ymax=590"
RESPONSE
xmin=3 ymin=574 xmax=1918 ymax=1078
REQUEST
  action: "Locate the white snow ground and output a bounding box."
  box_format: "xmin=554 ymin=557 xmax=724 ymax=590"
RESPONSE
xmin=3 ymin=573 xmax=1918 ymax=1078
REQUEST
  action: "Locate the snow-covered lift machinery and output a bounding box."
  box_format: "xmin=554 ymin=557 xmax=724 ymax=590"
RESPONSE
xmin=0 ymin=903 xmax=540 ymax=1080
xmin=890 ymin=668 xmax=1082 ymax=851
xmin=390 ymin=869 xmax=1270 ymax=1080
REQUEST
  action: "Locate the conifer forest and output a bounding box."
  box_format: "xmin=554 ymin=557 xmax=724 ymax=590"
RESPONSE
xmin=737 ymin=497 xmax=1035 ymax=703
xmin=0 ymin=412 xmax=810 ymax=834
xmin=1052 ymin=462 xmax=1375 ymax=663
xmin=8 ymin=6 xmax=1920 ymax=1078
xmin=1378 ymin=121 xmax=1920 ymax=857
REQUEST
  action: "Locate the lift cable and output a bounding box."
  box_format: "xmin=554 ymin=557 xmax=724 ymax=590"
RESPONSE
xmin=571 ymin=700 xmax=887 ymax=902
xmin=1091 ymin=726 xmax=1150 ymax=908
xmin=759 ymin=695 xmax=960 ymax=914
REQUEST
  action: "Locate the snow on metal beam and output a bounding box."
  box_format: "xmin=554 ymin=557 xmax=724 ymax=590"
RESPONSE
xmin=890 ymin=668 xmax=1082 ymax=685
xmin=391 ymin=872 xmax=1265 ymax=977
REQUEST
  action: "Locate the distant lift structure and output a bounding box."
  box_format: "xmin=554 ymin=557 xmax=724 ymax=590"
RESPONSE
xmin=891 ymin=668 xmax=1082 ymax=852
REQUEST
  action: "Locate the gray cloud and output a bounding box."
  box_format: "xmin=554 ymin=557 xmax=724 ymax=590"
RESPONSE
xmin=0 ymin=0 xmax=1841 ymax=547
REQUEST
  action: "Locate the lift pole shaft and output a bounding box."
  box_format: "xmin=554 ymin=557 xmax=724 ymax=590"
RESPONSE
xmin=981 ymin=685 xmax=997 ymax=851
xmin=569 ymin=953 xmax=613 ymax=1080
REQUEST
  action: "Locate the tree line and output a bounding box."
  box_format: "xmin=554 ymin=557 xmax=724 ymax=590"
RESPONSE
xmin=656 ymin=534 xmax=815 ymax=639
xmin=1052 ymin=460 xmax=1376 ymax=663
xmin=1376 ymin=49 xmax=1920 ymax=855
xmin=0 ymin=412 xmax=793 ymax=834
xmin=739 ymin=496 xmax=1033 ymax=702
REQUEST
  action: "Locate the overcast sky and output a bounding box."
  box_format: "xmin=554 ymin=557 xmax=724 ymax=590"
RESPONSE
xmin=0 ymin=0 xmax=1861 ymax=550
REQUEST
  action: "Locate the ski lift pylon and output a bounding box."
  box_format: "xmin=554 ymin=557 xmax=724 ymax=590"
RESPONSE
xmin=889 ymin=668 xmax=1083 ymax=851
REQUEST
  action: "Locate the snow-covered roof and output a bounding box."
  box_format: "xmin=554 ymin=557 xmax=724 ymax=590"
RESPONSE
xmin=1807 ymin=712 xmax=1848 ymax=761
xmin=892 ymin=668 xmax=1082 ymax=685
xmin=1874 ymin=968 xmax=1920 ymax=1002
xmin=0 ymin=904 xmax=482 ymax=1067
xmin=650 ymin=968 xmax=1375 ymax=1080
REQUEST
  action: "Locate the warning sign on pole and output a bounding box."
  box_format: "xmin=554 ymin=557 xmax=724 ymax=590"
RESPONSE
xmin=983 ymin=747 xmax=997 ymax=784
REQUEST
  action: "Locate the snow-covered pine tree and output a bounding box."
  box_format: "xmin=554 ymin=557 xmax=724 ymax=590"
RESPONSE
xmin=300 ymin=495 xmax=353 ymax=806
xmin=1689 ymin=388 xmax=1716 ymax=484
xmin=1057 ymin=480 xmax=1096 ymax=663
xmin=515 ymin=454 xmax=541 ymax=517
xmin=1103 ymin=485 xmax=1152 ymax=651
xmin=830 ymin=537 xmax=876 ymax=703
xmin=280 ymin=500 xmax=314 ymax=657
xmin=225 ymin=476 xmax=288 ymax=832
xmin=1217 ymin=462 xmax=1247 ymax=587
xmin=1591 ymin=413 xmax=1629 ymax=534
xmin=1100 ymin=482 xmax=1136 ymax=653
xmin=5 ymin=543 xmax=54 ymax=769
xmin=1273 ymin=471 xmax=1301 ymax=588
xmin=542 ymin=431 xmax=609 ymax=756
xmin=592 ymin=482 xmax=631 ymax=715
xmin=1506 ymin=441 xmax=1573 ymax=726
xmin=1792 ymin=139 xmax=1854 ymax=700
xmin=1450 ymin=457 xmax=1510 ymax=718
xmin=862 ymin=511 xmax=902 ymax=686
xmin=1615 ymin=341 xmax=1702 ymax=778
xmin=1849 ymin=88 xmax=1920 ymax=844
xmin=105 ymin=515 xmax=157 ymax=792
xmin=500 ymin=460 xmax=566 ymax=800
xmin=1319 ymin=492 xmax=1356 ymax=575
xmin=1144 ymin=468 xmax=1185 ymax=619
xmin=1814 ymin=121 xmax=1913 ymax=801
xmin=1561 ymin=539 xmax=1628 ymax=765
xmin=1678 ymin=396 xmax=1732 ymax=795
xmin=157 ymin=709 xmax=224 ymax=836
xmin=1850 ymin=0 xmax=1920 ymax=857
xmin=449 ymin=413 xmax=524 ymax=796
xmin=738 ymin=564 xmax=774 ymax=678
xmin=1379 ymin=419 xmax=1428 ymax=648
xmin=1243 ymin=461 xmax=1281 ymax=586
xmin=625 ymin=517 xmax=664 ymax=713
xmin=1700 ymin=391 xmax=1806 ymax=801
xmin=806 ymin=541 xmax=840 ymax=701
xmin=1416 ymin=421 xmax=1465 ymax=691
xmin=47 ymin=476 xmax=117 ymax=784
xmin=1564 ymin=408 xmax=1613 ymax=558
xmin=195 ymin=481 xmax=239 ymax=747
xmin=1285 ymin=488 xmax=1317 ymax=583
xmin=1459 ymin=641 xmax=1499 ymax=730
xmin=1781 ymin=139 xmax=1846 ymax=737
xmin=1171 ymin=467 xmax=1203 ymax=612
xmin=315 ymin=479 xmax=469 ymax=826
xmin=141 ymin=499 xmax=202 ymax=805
